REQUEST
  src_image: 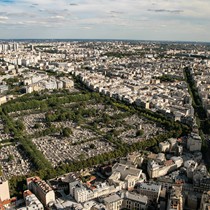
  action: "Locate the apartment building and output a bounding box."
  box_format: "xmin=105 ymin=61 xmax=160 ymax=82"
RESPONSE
xmin=23 ymin=190 xmax=44 ymax=210
xmin=167 ymin=186 xmax=183 ymax=210
xmin=0 ymin=176 xmax=10 ymax=201
xmin=147 ymin=156 xmax=183 ymax=178
xmin=26 ymin=176 xmax=55 ymax=207
xmin=103 ymin=194 xmax=122 ymax=210
xmin=0 ymin=95 xmax=7 ymax=105
xmin=69 ymin=181 xmax=119 ymax=203
xmin=187 ymin=132 xmax=202 ymax=152
xmin=200 ymin=191 xmax=210 ymax=210
xmin=108 ymin=163 xmax=142 ymax=190
xmin=137 ymin=183 xmax=161 ymax=202
xmin=122 ymin=192 xmax=148 ymax=210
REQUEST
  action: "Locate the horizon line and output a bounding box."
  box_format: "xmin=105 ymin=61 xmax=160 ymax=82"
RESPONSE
xmin=0 ymin=38 xmax=210 ymax=44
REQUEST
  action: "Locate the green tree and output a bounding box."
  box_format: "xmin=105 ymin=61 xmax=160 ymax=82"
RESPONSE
xmin=136 ymin=129 xmax=144 ymax=137
xmin=34 ymin=123 xmax=41 ymax=129
xmin=62 ymin=127 xmax=73 ymax=137
xmin=8 ymin=154 xmax=14 ymax=162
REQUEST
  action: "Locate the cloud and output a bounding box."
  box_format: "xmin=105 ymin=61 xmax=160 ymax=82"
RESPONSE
xmin=0 ymin=16 xmax=9 ymax=20
xmin=3 ymin=12 xmax=36 ymax=18
xmin=81 ymin=26 xmax=92 ymax=29
xmin=0 ymin=0 xmax=209 ymax=41
xmin=0 ymin=0 xmax=15 ymax=3
xmin=110 ymin=11 xmax=125 ymax=14
xmin=69 ymin=3 xmax=78 ymax=6
xmin=50 ymin=15 xmax=65 ymax=19
xmin=148 ymin=9 xmax=183 ymax=14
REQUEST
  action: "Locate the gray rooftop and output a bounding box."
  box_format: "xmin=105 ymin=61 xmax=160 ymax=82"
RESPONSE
xmin=103 ymin=194 xmax=122 ymax=204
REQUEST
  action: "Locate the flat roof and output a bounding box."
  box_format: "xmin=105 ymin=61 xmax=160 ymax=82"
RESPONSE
xmin=104 ymin=194 xmax=121 ymax=203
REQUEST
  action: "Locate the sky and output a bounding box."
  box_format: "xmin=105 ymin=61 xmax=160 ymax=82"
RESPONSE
xmin=0 ymin=0 xmax=209 ymax=41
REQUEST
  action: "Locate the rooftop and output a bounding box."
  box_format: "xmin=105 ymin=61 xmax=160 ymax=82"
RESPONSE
xmin=103 ymin=194 xmax=121 ymax=204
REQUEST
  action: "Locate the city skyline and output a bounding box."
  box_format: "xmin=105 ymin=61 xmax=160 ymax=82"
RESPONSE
xmin=0 ymin=0 xmax=210 ymax=42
